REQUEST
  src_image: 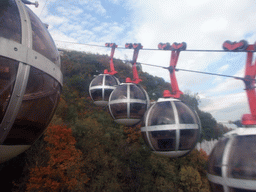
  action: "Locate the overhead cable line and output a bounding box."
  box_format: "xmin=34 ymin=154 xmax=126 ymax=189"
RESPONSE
xmin=55 ymin=40 xmax=105 ymax=48
xmin=55 ymin=40 xmax=256 ymax=52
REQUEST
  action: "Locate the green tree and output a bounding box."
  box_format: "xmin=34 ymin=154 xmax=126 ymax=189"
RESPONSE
xmin=179 ymin=166 xmax=202 ymax=192
xmin=198 ymin=110 xmax=218 ymax=141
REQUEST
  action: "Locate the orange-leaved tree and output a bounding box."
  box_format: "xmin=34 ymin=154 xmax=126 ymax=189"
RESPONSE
xmin=27 ymin=125 xmax=89 ymax=191
xmin=124 ymin=125 xmax=141 ymax=144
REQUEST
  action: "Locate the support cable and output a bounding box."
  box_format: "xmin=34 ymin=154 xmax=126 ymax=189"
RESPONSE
xmin=39 ymin=0 xmax=49 ymax=17
xmin=137 ymin=62 xmax=250 ymax=81
xmin=172 ymin=68 xmax=244 ymax=80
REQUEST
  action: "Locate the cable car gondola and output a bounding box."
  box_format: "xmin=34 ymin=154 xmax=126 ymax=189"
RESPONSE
xmin=108 ymin=43 xmax=150 ymax=126
xmin=89 ymin=72 xmax=120 ymax=106
xmin=207 ymin=41 xmax=256 ymax=192
xmin=89 ymin=43 xmax=120 ymax=106
xmin=141 ymin=43 xmax=201 ymax=158
xmin=0 ymin=0 xmax=62 ymax=163
xmin=108 ymin=80 xmax=149 ymax=126
xmin=207 ymin=128 xmax=256 ymax=192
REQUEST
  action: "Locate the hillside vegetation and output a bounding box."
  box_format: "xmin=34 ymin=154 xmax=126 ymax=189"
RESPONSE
xmin=0 ymin=50 xmax=230 ymax=191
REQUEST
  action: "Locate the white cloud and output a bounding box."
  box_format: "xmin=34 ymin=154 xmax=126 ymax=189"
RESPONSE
xmin=201 ymin=92 xmax=246 ymax=111
xmin=207 ymin=67 xmax=244 ymax=95
xmin=200 ymin=18 xmax=228 ymax=33
xmin=50 ymin=30 xmax=77 ymax=43
xmin=126 ymin=0 xmax=256 ymax=50
xmin=78 ymin=0 xmax=106 ymax=15
xmin=108 ymin=0 xmax=121 ymax=4
xmin=57 ymin=6 xmax=83 ymax=16
xmin=43 ymin=15 xmax=69 ymax=26
xmin=200 ymin=91 xmax=249 ymax=121
xmin=185 ymin=0 xmax=212 ymax=7
xmin=218 ymin=64 xmax=229 ymax=73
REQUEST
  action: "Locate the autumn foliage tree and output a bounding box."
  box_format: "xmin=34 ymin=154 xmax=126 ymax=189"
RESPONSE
xmin=26 ymin=125 xmax=89 ymax=191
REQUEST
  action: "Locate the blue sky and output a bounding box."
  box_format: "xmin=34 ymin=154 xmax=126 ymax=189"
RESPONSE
xmin=29 ymin=0 xmax=256 ymax=125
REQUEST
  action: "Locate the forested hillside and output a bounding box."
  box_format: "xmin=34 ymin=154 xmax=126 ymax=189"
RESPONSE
xmin=0 ymin=50 xmax=230 ymax=191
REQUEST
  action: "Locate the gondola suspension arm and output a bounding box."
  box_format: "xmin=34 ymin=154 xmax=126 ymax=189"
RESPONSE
xmin=104 ymin=43 xmax=118 ymax=75
xmin=158 ymin=42 xmax=187 ymax=98
xmin=125 ymin=43 xmax=143 ymax=84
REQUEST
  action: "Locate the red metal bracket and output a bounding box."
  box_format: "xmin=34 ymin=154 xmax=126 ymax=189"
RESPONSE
xmin=158 ymin=42 xmax=186 ymax=98
xmin=223 ymin=40 xmax=248 ymax=51
xmin=125 ymin=43 xmax=133 ymax=49
xmin=222 ymin=40 xmax=256 ymax=125
xmin=104 ymin=43 xmax=118 ymax=75
xmin=171 ymin=42 xmax=187 ymax=51
xmin=125 ymin=43 xmax=143 ymax=84
xmin=243 ymin=43 xmax=256 ymax=125
xmin=158 ymin=42 xmax=171 ymax=50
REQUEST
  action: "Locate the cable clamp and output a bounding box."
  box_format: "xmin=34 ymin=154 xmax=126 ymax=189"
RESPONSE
xmin=222 ymin=40 xmax=248 ymax=51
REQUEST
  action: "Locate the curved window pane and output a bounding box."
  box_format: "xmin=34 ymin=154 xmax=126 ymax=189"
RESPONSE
xmin=179 ymin=129 xmax=199 ymax=150
xmin=104 ymin=89 xmax=114 ymax=101
xmin=209 ymin=183 xmax=224 ymax=192
xmin=26 ymin=7 xmax=60 ymax=66
xmin=91 ymin=75 xmax=103 ymax=87
xmin=207 ymin=138 xmax=228 ymax=176
xmin=130 ymin=103 xmax=147 ymax=119
xmin=148 ymin=101 xmax=175 ymax=126
xmin=175 ymin=101 xmax=198 ymax=124
xmin=3 ymin=67 xmax=61 ymax=145
xmin=142 ymin=108 xmax=149 ymax=127
xmin=130 ymin=84 xmax=145 ymax=99
xmin=110 ymin=103 xmax=127 ymax=119
xmin=110 ymin=85 xmax=127 ymax=101
xmin=149 ymin=130 xmax=176 ymax=151
xmin=0 ymin=57 xmax=18 ymax=123
xmin=228 ymin=135 xmax=256 ymax=180
xmin=91 ymin=89 xmax=102 ymax=101
xmin=141 ymin=132 xmax=151 ymax=148
xmin=0 ymin=0 xmax=21 ymax=43
xmin=105 ymin=75 xmax=118 ymax=86
xmin=230 ymin=188 xmax=256 ymax=192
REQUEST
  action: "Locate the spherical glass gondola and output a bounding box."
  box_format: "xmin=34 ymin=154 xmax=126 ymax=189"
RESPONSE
xmin=0 ymin=0 xmax=62 ymax=163
xmin=108 ymin=83 xmax=150 ymax=126
xmin=207 ymin=128 xmax=256 ymax=192
xmin=89 ymin=74 xmax=120 ymax=106
xmin=141 ymin=97 xmax=201 ymax=158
